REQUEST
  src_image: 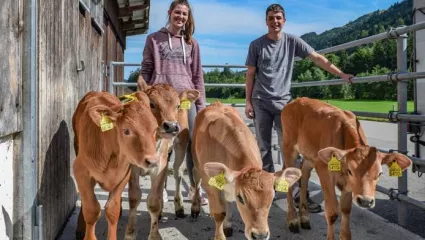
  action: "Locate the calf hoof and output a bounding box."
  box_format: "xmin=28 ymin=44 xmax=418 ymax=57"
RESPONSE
xmin=288 ymin=222 xmax=300 ymax=233
xmin=75 ymin=231 xmax=85 ymax=240
xmin=148 ymin=231 xmax=162 ymax=240
xmin=175 ymin=209 xmax=186 ymax=218
xmin=124 ymin=231 xmax=137 ymax=240
xmin=214 ymin=234 xmax=226 ymax=240
xmin=191 ymin=209 xmax=200 ymax=219
xmin=224 ymin=227 xmax=233 ymax=237
xmin=300 ymin=221 xmax=311 ymax=230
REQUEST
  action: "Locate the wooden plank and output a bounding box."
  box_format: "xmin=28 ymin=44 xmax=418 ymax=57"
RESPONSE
xmin=37 ymin=0 xmax=103 ymax=238
xmin=104 ymin=0 xmax=125 ymax=48
xmin=0 ymin=0 xmax=21 ymax=137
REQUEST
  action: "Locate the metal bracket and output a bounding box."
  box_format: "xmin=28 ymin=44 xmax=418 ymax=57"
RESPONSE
xmin=410 ymin=135 xmax=425 ymax=147
xmin=388 ymin=188 xmax=408 ymax=201
xmin=412 ymin=163 xmax=424 ymax=176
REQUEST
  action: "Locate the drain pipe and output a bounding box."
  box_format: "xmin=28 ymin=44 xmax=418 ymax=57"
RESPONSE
xmin=20 ymin=0 xmax=39 ymax=239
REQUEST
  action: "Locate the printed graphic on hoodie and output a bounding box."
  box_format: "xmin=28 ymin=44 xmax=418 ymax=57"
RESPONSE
xmin=158 ymin=40 xmax=190 ymax=62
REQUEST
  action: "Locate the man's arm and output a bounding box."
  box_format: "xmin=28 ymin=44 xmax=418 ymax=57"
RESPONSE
xmin=307 ymin=51 xmax=354 ymax=83
xmin=245 ymin=66 xmax=256 ymax=119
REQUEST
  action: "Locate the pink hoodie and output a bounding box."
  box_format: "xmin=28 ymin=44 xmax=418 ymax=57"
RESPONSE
xmin=140 ymin=27 xmax=206 ymax=111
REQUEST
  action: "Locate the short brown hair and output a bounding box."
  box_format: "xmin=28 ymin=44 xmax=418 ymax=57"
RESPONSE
xmin=266 ymin=4 xmax=285 ymax=19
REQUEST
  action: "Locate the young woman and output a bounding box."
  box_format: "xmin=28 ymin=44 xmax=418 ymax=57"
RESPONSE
xmin=139 ymin=0 xmax=208 ymax=205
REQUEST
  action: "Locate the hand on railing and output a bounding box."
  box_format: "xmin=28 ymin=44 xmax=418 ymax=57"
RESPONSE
xmin=341 ymin=73 xmax=355 ymax=83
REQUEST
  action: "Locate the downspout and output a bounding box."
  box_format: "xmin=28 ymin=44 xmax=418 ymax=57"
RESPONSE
xmin=19 ymin=0 xmax=39 ymax=239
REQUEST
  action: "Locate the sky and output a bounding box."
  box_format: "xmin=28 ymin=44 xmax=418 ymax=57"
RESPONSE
xmin=123 ymin=0 xmax=402 ymax=79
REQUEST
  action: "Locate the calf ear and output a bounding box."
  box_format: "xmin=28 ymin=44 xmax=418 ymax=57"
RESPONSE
xmin=204 ymin=162 xmax=239 ymax=184
xmin=133 ymin=91 xmax=150 ymax=108
xmin=274 ymin=167 xmax=301 ymax=187
xmin=318 ymin=147 xmax=346 ymax=164
xmin=380 ymin=152 xmax=412 ymax=170
xmin=137 ymin=75 xmax=151 ymax=91
xmin=179 ymin=90 xmax=200 ymax=103
xmin=88 ymin=105 xmax=122 ymax=127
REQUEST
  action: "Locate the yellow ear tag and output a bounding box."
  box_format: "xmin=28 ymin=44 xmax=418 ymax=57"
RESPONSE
xmin=328 ymin=155 xmax=341 ymax=172
xmin=179 ymin=99 xmax=191 ymax=110
xmin=275 ymin=179 xmax=289 ymax=192
xmin=100 ymin=113 xmax=114 ymax=132
xmin=119 ymin=93 xmax=137 ymax=104
xmin=389 ymin=161 xmax=402 ymax=177
xmin=208 ymin=172 xmax=227 ymax=190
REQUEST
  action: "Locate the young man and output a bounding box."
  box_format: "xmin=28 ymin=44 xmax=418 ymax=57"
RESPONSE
xmin=244 ymin=3 xmax=354 ymax=213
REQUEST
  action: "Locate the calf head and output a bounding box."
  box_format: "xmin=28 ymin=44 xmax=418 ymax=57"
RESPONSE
xmin=138 ymin=77 xmax=200 ymax=139
xmin=318 ymin=146 xmax=412 ymax=209
xmin=88 ymin=92 xmax=159 ymax=169
xmin=204 ymin=163 xmax=301 ymax=240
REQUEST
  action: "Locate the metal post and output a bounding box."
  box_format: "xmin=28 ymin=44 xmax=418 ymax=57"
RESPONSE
xmin=19 ymin=0 xmax=39 ymax=239
xmin=396 ymin=32 xmax=409 ymax=227
xmin=109 ymin=61 xmax=115 ymax=94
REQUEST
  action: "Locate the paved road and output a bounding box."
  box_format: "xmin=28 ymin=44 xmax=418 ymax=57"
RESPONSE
xmin=58 ymin=107 xmax=425 ymax=240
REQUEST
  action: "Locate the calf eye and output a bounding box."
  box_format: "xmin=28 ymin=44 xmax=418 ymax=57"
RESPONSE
xmin=237 ymin=194 xmax=244 ymax=205
xmin=123 ymin=129 xmax=130 ymax=135
xmin=347 ymin=169 xmax=353 ymax=176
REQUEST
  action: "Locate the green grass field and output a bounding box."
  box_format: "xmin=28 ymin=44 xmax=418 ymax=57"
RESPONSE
xmin=206 ymin=98 xmax=414 ymax=113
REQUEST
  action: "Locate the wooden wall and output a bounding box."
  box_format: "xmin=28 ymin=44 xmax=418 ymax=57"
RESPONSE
xmin=37 ymin=0 xmax=103 ymax=239
xmin=103 ymin=21 xmax=125 ymax=95
xmin=0 ymin=0 xmax=21 ymax=138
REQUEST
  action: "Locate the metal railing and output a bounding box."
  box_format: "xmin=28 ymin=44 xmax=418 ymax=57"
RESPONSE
xmin=108 ymin=21 xmax=425 ymax=226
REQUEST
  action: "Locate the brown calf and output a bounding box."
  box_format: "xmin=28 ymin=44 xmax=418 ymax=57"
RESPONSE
xmin=124 ymin=78 xmax=200 ymax=240
xmin=281 ymin=97 xmax=412 ymax=239
xmin=72 ymin=91 xmax=158 ymax=240
xmin=191 ymin=102 xmax=302 ymax=240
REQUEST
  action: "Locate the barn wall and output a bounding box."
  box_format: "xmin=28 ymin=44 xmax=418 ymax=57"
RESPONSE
xmin=37 ymin=0 xmax=103 ymax=238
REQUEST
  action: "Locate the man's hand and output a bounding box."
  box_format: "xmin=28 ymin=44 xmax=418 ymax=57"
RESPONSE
xmin=245 ymin=102 xmax=255 ymax=119
xmin=340 ymin=73 xmax=355 ymax=84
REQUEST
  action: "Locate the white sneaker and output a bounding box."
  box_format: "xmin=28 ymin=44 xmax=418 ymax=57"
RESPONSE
xmin=163 ymin=188 xmax=168 ymax=203
xmin=187 ymin=187 xmax=209 ymax=205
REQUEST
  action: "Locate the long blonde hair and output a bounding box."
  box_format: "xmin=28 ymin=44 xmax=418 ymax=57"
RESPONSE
xmin=167 ymin=0 xmax=195 ymax=44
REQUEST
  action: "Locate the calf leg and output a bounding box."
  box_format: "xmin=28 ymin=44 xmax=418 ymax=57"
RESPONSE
xmin=223 ymin=201 xmax=233 ymax=237
xmin=282 ymin=143 xmax=300 ymax=233
xmin=74 ymin=160 xmax=100 ymax=240
xmin=147 ymin=165 xmax=168 ymax=240
xmin=124 ymin=166 xmax=141 ymax=240
xmin=340 ymin=191 xmax=352 ymax=240
xmin=299 ymin=159 xmax=313 ymax=230
xmin=316 ymin=166 xmax=339 ymax=240
xmin=105 ymin=168 xmax=131 ymax=240
xmin=173 ymin=132 xmax=189 ymax=218
xmin=203 ymin=182 xmax=227 ymax=240
xmin=190 ymin=147 xmax=202 ymax=219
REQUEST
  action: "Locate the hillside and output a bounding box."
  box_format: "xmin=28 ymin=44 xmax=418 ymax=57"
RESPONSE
xmin=300 ymin=0 xmax=412 ymax=50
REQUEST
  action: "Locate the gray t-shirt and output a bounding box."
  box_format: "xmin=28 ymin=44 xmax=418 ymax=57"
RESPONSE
xmin=245 ymin=33 xmax=314 ymax=103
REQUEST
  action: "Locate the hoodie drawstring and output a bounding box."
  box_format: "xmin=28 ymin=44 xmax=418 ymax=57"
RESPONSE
xmin=168 ymin=32 xmax=187 ymax=64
